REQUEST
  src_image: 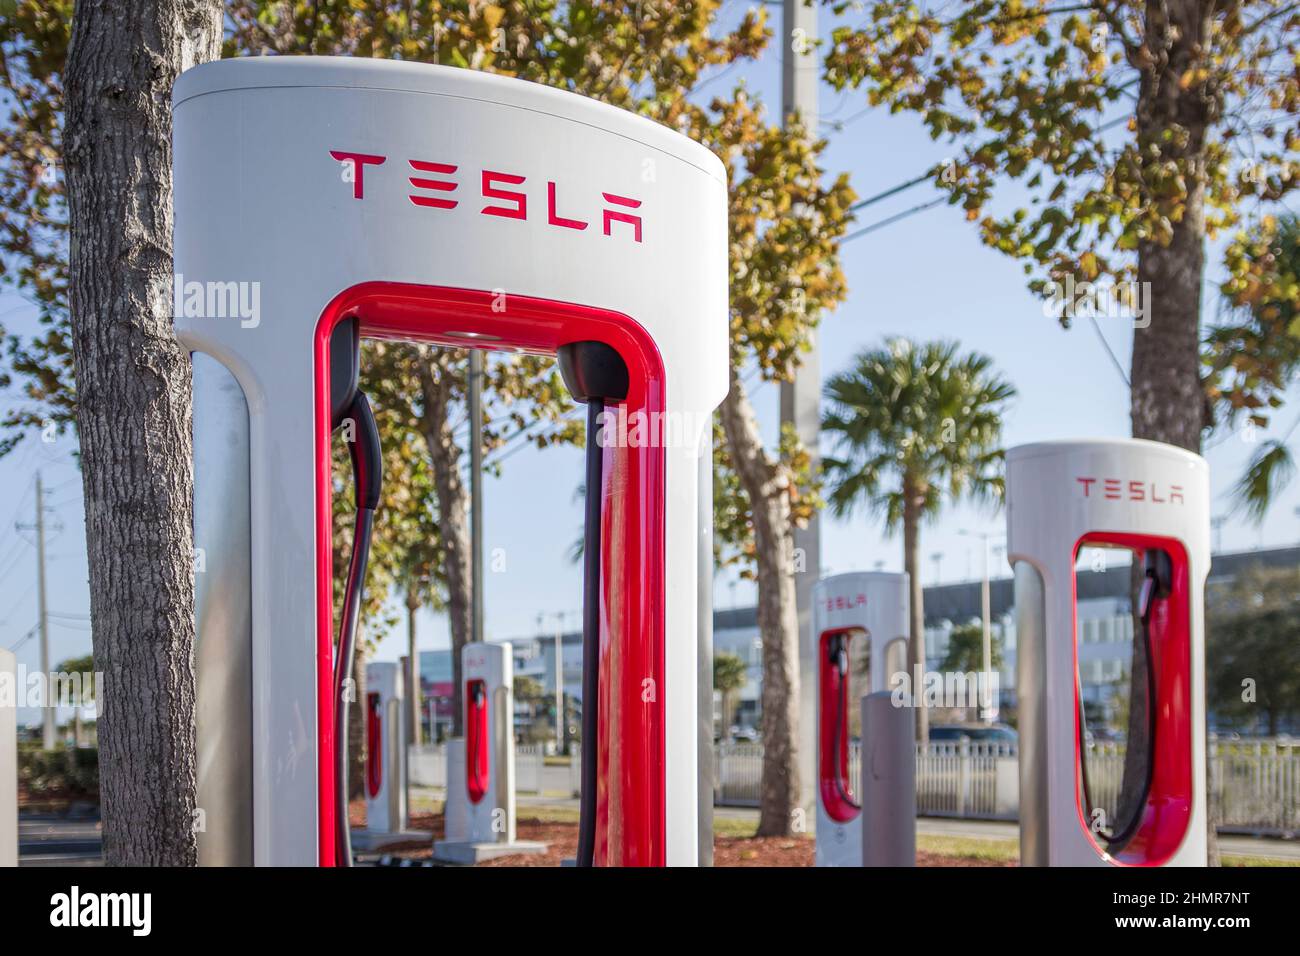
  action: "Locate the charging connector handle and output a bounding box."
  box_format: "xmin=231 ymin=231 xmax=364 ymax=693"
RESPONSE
xmin=1077 ymin=549 xmax=1169 ymax=854
xmin=333 ymin=391 xmax=382 ymax=867
xmin=828 ymin=635 xmax=860 ymax=812
xmin=557 ymin=341 xmax=628 ymax=868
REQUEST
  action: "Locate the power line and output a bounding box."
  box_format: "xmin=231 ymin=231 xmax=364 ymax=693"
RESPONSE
xmin=841 ymin=110 xmax=1132 ymax=228
xmin=841 ymin=196 xmax=947 ymax=244
xmin=6 ymin=620 xmax=38 ymax=651
xmin=0 ymin=581 xmax=35 ymax=624
xmin=849 ymin=170 xmax=936 ymax=212
xmin=1088 ymin=313 xmax=1131 ymax=388
xmin=49 ymin=617 xmax=91 ymax=632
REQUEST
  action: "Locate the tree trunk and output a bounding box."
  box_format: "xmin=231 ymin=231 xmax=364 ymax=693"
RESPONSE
xmin=348 ymin=639 xmax=367 ymax=802
xmin=416 ymin=350 xmax=472 ymax=737
xmin=63 ymin=0 xmax=221 ymax=866
xmin=1124 ymin=0 xmax=1216 ymax=863
xmin=902 ymin=481 xmax=928 ymax=743
xmin=717 ymin=367 xmax=801 ymax=836
xmin=406 ymin=589 xmax=422 ymax=748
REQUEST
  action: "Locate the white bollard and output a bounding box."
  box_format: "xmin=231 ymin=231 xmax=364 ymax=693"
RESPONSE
xmin=860 ymin=690 xmax=915 ymax=867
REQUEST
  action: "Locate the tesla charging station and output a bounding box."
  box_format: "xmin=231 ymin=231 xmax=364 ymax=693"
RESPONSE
xmin=435 ymin=642 xmax=545 ymax=862
xmin=1007 ymin=438 xmax=1208 ymax=867
xmin=352 ymin=662 xmax=421 ymax=850
xmin=177 ymin=57 xmax=725 ymax=866
xmin=811 ymin=572 xmax=909 ymax=867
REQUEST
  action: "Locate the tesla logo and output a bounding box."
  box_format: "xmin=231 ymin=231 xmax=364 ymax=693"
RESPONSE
xmin=329 ymin=149 xmax=643 ymax=243
xmin=1076 ymin=477 xmax=1184 ymax=504
xmin=824 ymin=593 xmax=867 ymax=612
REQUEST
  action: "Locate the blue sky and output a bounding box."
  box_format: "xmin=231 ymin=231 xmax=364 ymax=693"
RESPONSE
xmin=3 ymin=9 xmax=1298 ymax=720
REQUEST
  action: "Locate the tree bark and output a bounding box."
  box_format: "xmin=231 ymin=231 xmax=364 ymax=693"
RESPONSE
xmin=1123 ymin=0 xmax=1217 ymax=863
xmin=717 ymin=367 xmax=801 ymax=836
xmin=902 ymin=482 xmax=929 ymax=743
xmin=1130 ymin=0 xmax=1211 ymax=451
xmin=63 ymin=0 xmax=221 ymax=866
xmin=416 ymin=350 xmax=472 ymax=737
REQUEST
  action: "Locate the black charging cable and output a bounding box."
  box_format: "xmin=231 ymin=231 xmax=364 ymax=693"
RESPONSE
xmin=1078 ymin=550 xmax=1167 ymax=853
xmin=328 ymin=318 xmax=383 ymax=867
xmin=828 ymin=635 xmax=860 ymax=811
xmin=557 ymin=341 xmax=628 ymax=868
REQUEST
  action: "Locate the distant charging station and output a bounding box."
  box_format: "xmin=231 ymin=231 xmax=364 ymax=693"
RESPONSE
xmin=811 ymin=572 xmax=909 ymax=867
xmin=351 ymin=662 xmax=421 ymax=851
xmin=176 ymin=56 xmax=726 ymax=866
xmin=435 ymin=642 xmax=544 ymax=863
xmin=1007 ymin=438 xmax=1209 ymax=866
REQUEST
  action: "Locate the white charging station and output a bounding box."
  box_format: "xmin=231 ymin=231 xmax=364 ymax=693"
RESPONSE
xmin=176 ymin=56 xmax=726 ymax=866
xmin=1007 ymin=438 xmax=1208 ymax=867
xmin=435 ymin=641 xmax=544 ymax=863
xmin=810 ymin=573 xmax=909 ymax=867
xmin=350 ymin=661 xmax=421 ymax=851
xmin=0 ymin=648 xmax=15 ymax=867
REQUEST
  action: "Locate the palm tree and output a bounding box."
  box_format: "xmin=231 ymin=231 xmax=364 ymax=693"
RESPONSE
xmin=1205 ymin=214 xmax=1300 ymax=521
xmin=822 ymin=339 xmax=1016 ymax=742
xmin=712 ymin=652 xmax=748 ymax=740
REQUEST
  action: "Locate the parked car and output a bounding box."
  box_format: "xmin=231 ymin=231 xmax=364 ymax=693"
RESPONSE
xmin=929 ymin=723 xmax=1018 ymax=745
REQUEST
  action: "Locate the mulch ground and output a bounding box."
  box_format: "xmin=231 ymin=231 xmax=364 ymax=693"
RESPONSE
xmin=353 ymin=802 xmax=1011 ymax=867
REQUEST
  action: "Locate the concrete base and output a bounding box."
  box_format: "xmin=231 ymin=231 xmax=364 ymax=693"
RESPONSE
xmin=351 ymin=828 xmax=428 ymax=852
xmin=432 ymin=839 xmax=548 ymax=865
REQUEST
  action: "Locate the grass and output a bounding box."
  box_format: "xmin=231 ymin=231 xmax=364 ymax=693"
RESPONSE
xmin=1222 ymin=854 xmax=1300 ymax=867
xmin=918 ymin=834 xmax=1019 ymax=863
xmin=407 ymin=790 xmax=1298 ymax=867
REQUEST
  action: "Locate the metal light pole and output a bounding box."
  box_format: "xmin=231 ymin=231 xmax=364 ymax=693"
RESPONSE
xmin=784 ymin=0 xmax=821 ymax=816
xmin=959 ymin=529 xmax=1000 ymax=722
xmin=553 ymin=611 xmax=565 ymax=754
xmin=35 ymin=472 xmax=53 ymax=750
xmin=469 ymin=350 xmax=484 ymax=645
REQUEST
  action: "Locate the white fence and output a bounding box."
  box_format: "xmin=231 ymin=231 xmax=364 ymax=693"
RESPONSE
xmin=714 ymin=739 xmax=1300 ymax=834
xmin=410 ymin=738 xmax=1300 ymax=834
xmin=408 ymin=743 xmax=545 ymax=794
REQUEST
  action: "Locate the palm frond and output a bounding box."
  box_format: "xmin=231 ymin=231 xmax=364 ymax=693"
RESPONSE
xmin=1232 ymin=440 xmax=1296 ymax=523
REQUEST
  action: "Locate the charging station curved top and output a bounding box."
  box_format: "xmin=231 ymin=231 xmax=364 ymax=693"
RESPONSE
xmin=173 ymin=55 xmax=729 ymax=416
xmin=1006 ymin=437 xmax=1210 ymax=576
xmin=173 ymin=57 xmax=727 ymax=184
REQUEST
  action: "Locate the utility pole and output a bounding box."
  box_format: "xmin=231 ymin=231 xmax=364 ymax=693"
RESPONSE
xmin=553 ymin=612 xmax=565 ymax=754
xmin=1211 ymin=514 xmax=1227 ymax=555
xmin=960 ymin=530 xmax=999 ymax=722
xmin=35 ymin=472 xmax=53 ymax=750
xmin=784 ymin=0 xmax=822 ymax=820
xmin=469 ymin=350 xmax=484 ymax=645
xmin=406 ymin=593 xmax=422 ymax=748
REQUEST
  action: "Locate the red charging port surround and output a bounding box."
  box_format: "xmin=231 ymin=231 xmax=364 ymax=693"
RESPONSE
xmin=365 ymin=692 xmax=382 ymax=800
xmin=819 ymin=628 xmax=859 ymax=823
xmin=314 ymin=283 xmax=667 ymax=866
xmin=1072 ymin=532 xmax=1194 ymax=866
xmin=466 ymin=679 xmax=489 ymax=804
